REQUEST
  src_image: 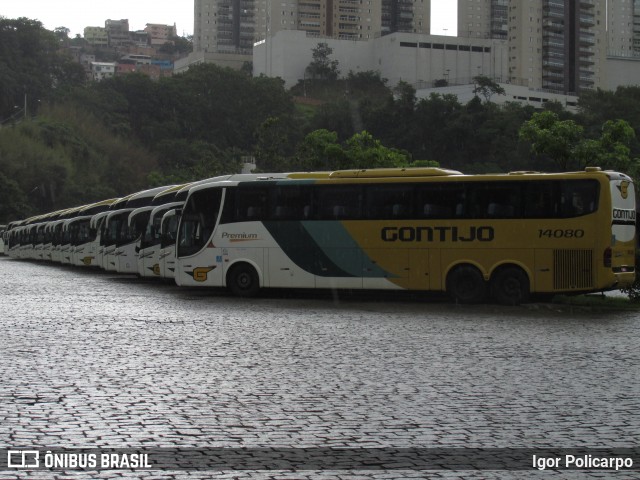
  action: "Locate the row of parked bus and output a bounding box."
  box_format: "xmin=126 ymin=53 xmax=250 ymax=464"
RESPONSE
xmin=2 ymin=167 xmax=637 ymax=303
xmin=0 ymin=174 xmax=284 ymax=281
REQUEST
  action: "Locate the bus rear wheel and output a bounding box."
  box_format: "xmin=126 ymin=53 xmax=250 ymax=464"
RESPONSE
xmin=490 ymin=267 xmax=530 ymax=305
xmin=227 ymin=263 xmax=260 ymax=297
xmin=446 ymin=265 xmax=487 ymax=304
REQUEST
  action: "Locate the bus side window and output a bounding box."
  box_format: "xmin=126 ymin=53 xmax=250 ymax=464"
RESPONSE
xmin=317 ymin=186 xmax=362 ymax=220
xmin=467 ymin=182 xmax=520 ymax=219
xmin=559 ymin=180 xmax=599 ymax=217
xmin=364 ymin=184 xmax=412 ymax=219
xmin=269 ymin=185 xmax=314 ymax=221
xmin=523 ymin=182 xmax=555 ymax=218
xmin=235 ymin=187 xmax=269 ymax=222
xmin=423 ymin=204 xmax=452 ymax=217
xmin=416 ymin=183 xmax=465 ymax=219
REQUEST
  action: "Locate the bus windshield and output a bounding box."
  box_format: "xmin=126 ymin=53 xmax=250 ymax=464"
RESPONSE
xmin=177 ymin=188 xmax=223 ymax=257
xmin=161 ymin=213 xmax=179 ymax=249
xmin=120 ymin=211 xmax=151 ymax=247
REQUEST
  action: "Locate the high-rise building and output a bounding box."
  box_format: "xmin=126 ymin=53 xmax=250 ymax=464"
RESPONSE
xmin=607 ymin=0 xmax=638 ymax=56
xmin=457 ymin=0 xmax=507 ymax=40
xmin=381 ymin=0 xmax=431 ymax=36
xmin=264 ymin=0 xmax=382 ymax=40
xmin=458 ymin=0 xmax=607 ymax=94
xmin=458 ymin=0 xmax=491 ymax=38
xmin=195 ymin=0 xmax=264 ymax=54
xmin=193 ymin=0 xmax=431 ymax=54
xmin=635 ymin=0 xmax=640 ymax=55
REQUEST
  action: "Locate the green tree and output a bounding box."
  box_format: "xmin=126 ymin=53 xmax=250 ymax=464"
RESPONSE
xmin=305 ymin=42 xmax=340 ymax=81
xmin=342 ymin=131 xmax=410 ymax=169
xmin=296 ymin=129 xmax=344 ymax=171
xmin=0 ymin=172 xmax=31 ymax=222
xmin=520 ymin=110 xmax=639 ymax=174
xmin=472 ymin=75 xmax=506 ymax=103
xmin=254 ymin=117 xmax=293 ymax=172
xmin=0 ymin=18 xmax=85 ymax=119
xmin=519 ymin=111 xmax=585 ymax=170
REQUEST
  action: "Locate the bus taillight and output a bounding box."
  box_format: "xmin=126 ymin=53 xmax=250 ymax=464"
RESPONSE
xmin=604 ymin=247 xmax=612 ymax=268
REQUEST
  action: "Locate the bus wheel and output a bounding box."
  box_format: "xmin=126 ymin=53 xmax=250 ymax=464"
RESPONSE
xmin=227 ymin=263 xmax=260 ymax=297
xmin=446 ymin=265 xmax=487 ymax=304
xmin=490 ymin=267 xmax=530 ymax=305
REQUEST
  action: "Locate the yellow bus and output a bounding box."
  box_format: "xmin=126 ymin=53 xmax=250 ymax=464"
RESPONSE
xmin=174 ymin=167 xmax=636 ymax=304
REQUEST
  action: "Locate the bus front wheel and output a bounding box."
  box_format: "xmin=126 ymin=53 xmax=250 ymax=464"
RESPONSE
xmin=446 ymin=265 xmax=487 ymax=304
xmin=490 ymin=267 xmax=530 ymax=305
xmin=227 ymin=263 xmax=260 ymax=297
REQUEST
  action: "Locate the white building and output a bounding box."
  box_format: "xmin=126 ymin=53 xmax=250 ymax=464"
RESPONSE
xmin=416 ymin=83 xmax=579 ymax=112
xmin=253 ymin=30 xmax=508 ymax=90
xmin=90 ymin=62 xmax=117 ymax=81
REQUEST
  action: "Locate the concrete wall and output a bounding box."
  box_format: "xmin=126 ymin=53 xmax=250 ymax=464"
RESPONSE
xmin=253 ymin=30 xmax=509 ymax=89
xmin=416 ymin=83 xmax=579 ymax=113
xmin=605 ymin=56 xmax=640 ymax=90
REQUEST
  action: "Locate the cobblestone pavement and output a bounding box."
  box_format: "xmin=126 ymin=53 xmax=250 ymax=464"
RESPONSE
xmin=1 ymin=256 xmax=639 ymax=479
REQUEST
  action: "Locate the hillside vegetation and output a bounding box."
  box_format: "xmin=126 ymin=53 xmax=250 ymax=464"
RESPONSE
xmin=1 ymin=18 xmax=639 ymax=222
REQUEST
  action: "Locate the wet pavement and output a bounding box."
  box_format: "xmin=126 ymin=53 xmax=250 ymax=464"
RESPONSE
xmin=1 ymin=256 xmax=639 ymax=479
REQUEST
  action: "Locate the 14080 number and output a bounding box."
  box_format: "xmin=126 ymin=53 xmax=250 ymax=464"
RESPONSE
xmin=538 ymin=229 xmax=585 ymax=238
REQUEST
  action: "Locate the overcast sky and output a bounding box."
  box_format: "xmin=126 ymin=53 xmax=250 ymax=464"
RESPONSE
xmin=0 ymin=0 xmax=457 ymax=38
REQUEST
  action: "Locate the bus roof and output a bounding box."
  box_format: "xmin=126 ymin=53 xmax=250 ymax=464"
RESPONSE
xmin=149 ymin=202 xmax=184 ymax=220
xmin=110 ymin=193 xmax=136 ymax=210
xmin=79 ymin=198 xmax=119 ymax=215
xmin=63 ymin=215 xmax=94 ymax=226
xmin=126 ymin=185 xmax=175 ymax=208
xmin=127 ymin=205 xmax=156 ymax=225
xmin=152 ymin=184 xmax=189 ymax=204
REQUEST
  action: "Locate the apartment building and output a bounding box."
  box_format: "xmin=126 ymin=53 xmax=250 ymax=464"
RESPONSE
xmin=83 ymin=27 xmax=109 ymax=47
xmin=458 ymin=0 xmax=608 ymax=94
xmin=380 ymin=0 xmax=431 ymax=37
xmin=105 ymin=19 xmax=131 ymax=47
xmin=194 ymin=0 xmax=431 ymax=54
xmin=145 ymin=23 xmax=178 ymax=46
xmin=635 ymin=0 xmax=640 ymax=54
xmin=607 ymin=0 xmax=640 ymax=56
xmin=194 ymin=0 xmax=260 ymax=54
xmin=458 ymin=0 xmax=491 ymax=38
xmin=189 ymin=0 xmax=433 ymax=71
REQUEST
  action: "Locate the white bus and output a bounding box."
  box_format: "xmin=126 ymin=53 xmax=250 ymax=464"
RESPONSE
xmin=0 ymin=225 xmax=6 ymax=255
xmin=69 ymin=199 xmax=118 ymax=267
xmin=90 ymin=211 xmax=113 ymax=269
xmin=5 ymin=220 xmax=26 ymax=258
xmin=158 ymin=208 xmax=181 ymax=279
xmin=101 ymin=186 xmax=173 ymax=272
xmin=138 ymin=202 xmax=184 ymax=277
xmin=136 ymin=184 xmax=198 ymax=278
xmin=116 ymin=206 xmax=155 ymax=274
xmin=164 ymin=173 xmax=320 ymax=280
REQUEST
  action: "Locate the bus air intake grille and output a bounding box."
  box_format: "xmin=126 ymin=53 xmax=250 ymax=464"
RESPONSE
xmin=553 ymin=249 xmax=594 ymax=290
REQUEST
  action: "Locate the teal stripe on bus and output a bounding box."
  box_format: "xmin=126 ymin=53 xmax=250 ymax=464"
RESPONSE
xmin=262 ymin=221 xmax=391 ymax=278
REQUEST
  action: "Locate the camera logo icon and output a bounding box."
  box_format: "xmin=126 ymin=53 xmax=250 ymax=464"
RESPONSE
xmin=7 ymin=450 xmax=40 ymax=468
